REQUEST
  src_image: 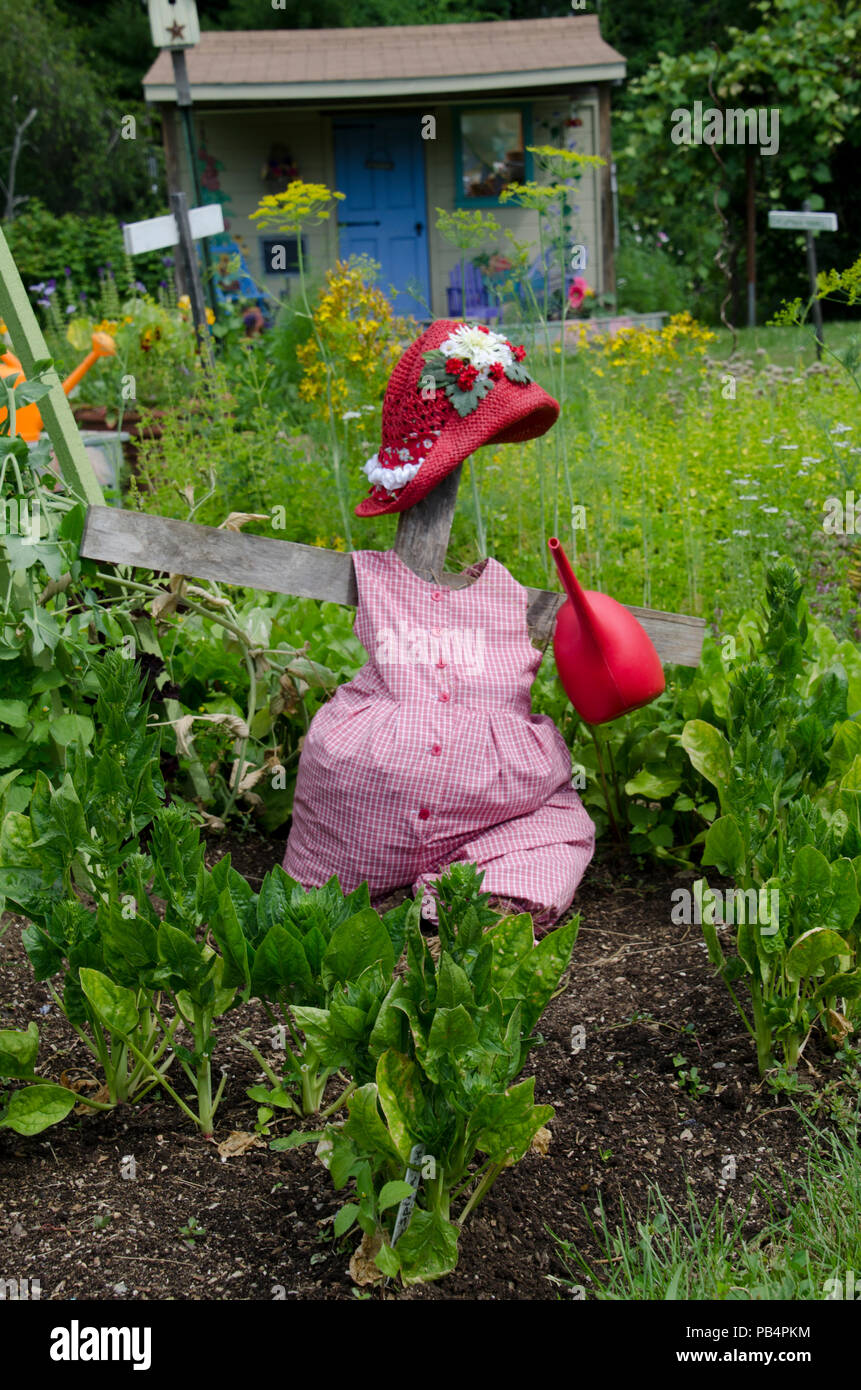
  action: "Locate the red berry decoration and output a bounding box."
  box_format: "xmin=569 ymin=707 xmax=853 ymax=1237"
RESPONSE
xmin=513 ymin=345 xmax=526 ymax=362
xmin=489 ymin=362 xmax=505 ymax=381
xmin=457 ymin=364 xmax=478 ymax=390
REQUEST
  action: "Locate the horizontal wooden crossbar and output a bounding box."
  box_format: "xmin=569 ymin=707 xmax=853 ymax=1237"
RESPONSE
xmin=80 ymin=506 xmax=705 ymax=666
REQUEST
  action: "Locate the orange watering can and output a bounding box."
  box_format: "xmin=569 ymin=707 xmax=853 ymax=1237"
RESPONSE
xmin=0 ymin=331 xmax=116 ymax=442
xmin=549 ymin=536 xmax=665 ymax=723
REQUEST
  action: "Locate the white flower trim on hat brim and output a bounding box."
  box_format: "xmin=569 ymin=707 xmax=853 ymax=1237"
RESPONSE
xmin=363 ymin=454 xmax=421 ymax=492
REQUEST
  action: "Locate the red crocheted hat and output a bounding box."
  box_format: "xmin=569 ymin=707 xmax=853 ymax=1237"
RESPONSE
xmin=355 ymin=320 xmax=559 ymax=517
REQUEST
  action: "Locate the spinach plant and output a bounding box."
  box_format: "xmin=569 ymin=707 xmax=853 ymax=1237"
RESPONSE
xmin=681 ymin=562 xmax=861 ymax=1073
xmin=278 ymin=863 xmax=579 ymax=1284
xmin=1 ymin=649 xmax=168 ymax=1105
xmin=237 ymin=873 xmax=411 ymax=1116
xmin=0 ymin=1021 xmax=81 ymax=1136
xmin=1 ymin=650 xmax=245 ymax=1134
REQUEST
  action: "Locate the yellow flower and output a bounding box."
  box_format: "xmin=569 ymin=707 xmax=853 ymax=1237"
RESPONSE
xmin=250 ymin=180 xmax=345 ymax=234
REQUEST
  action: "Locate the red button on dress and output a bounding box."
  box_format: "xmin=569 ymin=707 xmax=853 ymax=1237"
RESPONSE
xmin=418 ymin=807 xmax=430 ymax=820
xmin=439 ymin=690 xmax=450 ymax=702
xmin=431 ymin=743 xmax=442 ymax=756
xmin=437 ymin=659 xmax=446 ymax=668
xmin=431 ymin=590 xmax=442 ymax=601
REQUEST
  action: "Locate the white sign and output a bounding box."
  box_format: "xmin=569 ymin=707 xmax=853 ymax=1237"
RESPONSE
xmin=768 ymin=210 xmax=838 ymax=233
xmin=122 ymin=203 xmax=224 ymax=256
xmin=148 ymin=0 xmax=200 ymax=50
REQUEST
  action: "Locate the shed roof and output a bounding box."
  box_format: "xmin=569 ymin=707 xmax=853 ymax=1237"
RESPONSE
xmin=143 ymin=15 xmax=625 ymax=102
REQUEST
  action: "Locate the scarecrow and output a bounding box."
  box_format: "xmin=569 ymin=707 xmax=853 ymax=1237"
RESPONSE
xmin=283 ymin=320 xmax=598 ymax=937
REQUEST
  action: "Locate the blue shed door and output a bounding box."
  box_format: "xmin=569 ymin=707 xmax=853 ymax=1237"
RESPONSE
xmin=333 ymin=115 xmax=430 ymax=317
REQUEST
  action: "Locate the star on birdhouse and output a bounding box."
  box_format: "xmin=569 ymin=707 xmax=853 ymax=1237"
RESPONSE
xmin=147 ymin=0 xmax=200 ymax=50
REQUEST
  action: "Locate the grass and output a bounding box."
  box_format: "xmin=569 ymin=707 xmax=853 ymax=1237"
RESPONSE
xmin=709 ymin=320 xmax=860 ymax=369
xmin=440 ymin=321 xmax=861 ymax=623
xmin=130 ymin=313 xmax=861 ymax=631
xmin=548 ymin=1107 xmax=861 ymax=1301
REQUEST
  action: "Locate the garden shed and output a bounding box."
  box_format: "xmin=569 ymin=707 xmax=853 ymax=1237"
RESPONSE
xmin=142 ymin=13 xmax=626 ymax=317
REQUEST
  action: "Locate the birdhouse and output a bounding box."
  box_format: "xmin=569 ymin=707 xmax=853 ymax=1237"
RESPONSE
xmin=147 ymin=0 xmax=200 ymax=50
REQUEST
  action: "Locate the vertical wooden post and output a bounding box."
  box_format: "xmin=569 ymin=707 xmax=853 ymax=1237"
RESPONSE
xmin=745 ymin=150 xmax=756 ymax=328
xmin=802 ymin=199 xmax=825 ymax=360
xmin=394 ymin=462 xmax=463 ymax=578
xmin=170 ymin=191 xmax=214 ymax=372
xmin=170 ymin=47 xmax=217 ymax=321
xmin=160 ymin=105 xmax=188 ymax=298
xmin=598 ymin=85 xmax=615 ymax=302
xmin=0 ymin=228 xmax=105 ymax=506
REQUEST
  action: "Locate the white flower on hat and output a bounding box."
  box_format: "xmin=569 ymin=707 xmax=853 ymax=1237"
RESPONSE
xmin=438 ymin=323 xmax=515 ymax=371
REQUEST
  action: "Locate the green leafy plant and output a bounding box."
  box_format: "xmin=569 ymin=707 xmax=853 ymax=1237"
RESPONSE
xmin=278 ymin=863 xmax=579 ymax=1285
xmin=0 ymin=1021 xmax=79 ymax=1136
xmin=179 ymin=1216 xmax=205 ymax=1248
xmin=771 ymin=253 xmax=861 ymax=392
xmin=681 ymin=561 xmax=861 ymax=1073
xmin=0 ymin=362 xmax=110 ymax=828
xmin=239 ymin=875 xmax=412 ymax=1117
xmin=1 ymin=650 xmax=248 ymax=1135
xmin=92 ymin=513 xmax=348 ymax=829
xmin=672 ymin=1053 xmax=711 ymax=1098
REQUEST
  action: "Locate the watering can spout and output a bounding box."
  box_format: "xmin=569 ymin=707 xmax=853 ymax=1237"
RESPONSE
xmin=61 ymin=331 xmax=116 ymax=397
xmin=547 ymin=536 xmax=665 ymax=724
xmin=548 ymin=536 xmax=600 ymax=647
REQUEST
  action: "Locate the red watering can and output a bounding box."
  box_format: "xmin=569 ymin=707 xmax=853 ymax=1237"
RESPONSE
xmin=548 ymin=536 xmax=665 ymax=723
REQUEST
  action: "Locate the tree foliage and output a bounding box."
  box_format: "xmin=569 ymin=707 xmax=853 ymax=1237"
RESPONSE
xmin=0 ymin=0 xmax=159 ymax=219
xmin=614 ymin=0 xmax=861 ymax=320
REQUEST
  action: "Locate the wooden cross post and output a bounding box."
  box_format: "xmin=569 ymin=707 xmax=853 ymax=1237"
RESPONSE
xmin=80 ymin=466 xmax=705 ymax=667
xmin=122 ymin=197 xmax=223 ymax=365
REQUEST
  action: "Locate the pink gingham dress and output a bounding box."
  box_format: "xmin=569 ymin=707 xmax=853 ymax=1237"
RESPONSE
xmin=283 ymin=549 xmax=595 ymax=926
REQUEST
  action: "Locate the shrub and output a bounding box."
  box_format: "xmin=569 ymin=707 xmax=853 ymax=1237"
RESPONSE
xmin=2 ymin=201 xmax=163 ymax=311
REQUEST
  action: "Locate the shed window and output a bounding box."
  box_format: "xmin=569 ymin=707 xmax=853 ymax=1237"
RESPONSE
xmin=455 ymin=108 xmax=530 ymax=205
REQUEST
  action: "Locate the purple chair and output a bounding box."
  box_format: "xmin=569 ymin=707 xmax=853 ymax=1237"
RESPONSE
xmin=445 ymin=263 xmax=502 ymax=322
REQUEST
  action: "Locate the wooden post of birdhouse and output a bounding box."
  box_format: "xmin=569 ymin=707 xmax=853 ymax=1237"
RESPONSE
xmin=147 ymin=0 xmax=218 ymax=323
